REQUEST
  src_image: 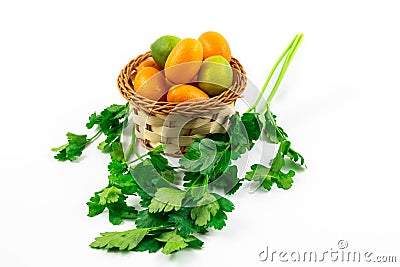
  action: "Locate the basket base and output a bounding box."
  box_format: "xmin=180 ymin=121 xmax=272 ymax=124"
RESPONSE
xmin=139 ymin=139 xmax=187 ymax=157
xmin=132 ymin=102 xmax=235 ymax=157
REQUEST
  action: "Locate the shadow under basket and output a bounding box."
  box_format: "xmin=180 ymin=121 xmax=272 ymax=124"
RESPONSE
xmin=117 ymin=51 xmax=247 ymax=157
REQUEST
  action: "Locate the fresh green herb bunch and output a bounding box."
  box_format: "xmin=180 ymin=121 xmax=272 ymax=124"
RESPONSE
xmin=53 ymin=33 xmax=306 ymax=254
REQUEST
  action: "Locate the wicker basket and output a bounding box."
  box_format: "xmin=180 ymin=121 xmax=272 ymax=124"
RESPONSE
xmin=117 ymin=51 xmax=247 ymax=156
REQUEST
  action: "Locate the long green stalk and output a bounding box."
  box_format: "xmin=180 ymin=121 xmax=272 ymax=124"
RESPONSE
xmin=246 ymin=33 xmax=304 ymax=113
xmin=125 ymin=126 xmax=141 ymax=161
xmin=265 ymin=34 xmax=303 ymax=107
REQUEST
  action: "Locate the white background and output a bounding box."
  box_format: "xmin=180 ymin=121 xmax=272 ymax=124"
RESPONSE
xmin=1 ymin=0 xmax=399 ymax=266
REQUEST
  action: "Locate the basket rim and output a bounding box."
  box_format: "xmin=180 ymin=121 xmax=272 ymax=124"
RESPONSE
xmin=117 ymin=51 xmax=247 ymax=115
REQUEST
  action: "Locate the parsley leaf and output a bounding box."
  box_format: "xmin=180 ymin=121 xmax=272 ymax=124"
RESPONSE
xmin=52 ymin=132 xmax=91 ymax=161
xmin=156 ymin=230 xmax=201 ymax=254
xmin=179 ymin=139 xmax=221 ymax=174
xmin=228 ymin=113 xmax=250 ymax=159
xmin=180 ymin=138 xmax=231 ymax=187
xmin=167 ymin=208 xmax=207 ymax=237
xmin=90 ymin=228 xmax=149 ymax=250
xmin=135 ymin=209 xmax=169 ymax=228
xmin=108 ymin=173 xmax=137 ymax=195
xmin=276 ymin=170 xmax=295 ymax=189
xmin=108 ymin=158 xmax=128 ymax=176
xmin=148 ymin=147 xmax=177 ymax=182
xmin=210 ymin=165 xmax=240 ymax=194
xmin=136 ymin=187 xmax=153 ymax=208
xmin=53 ymin=103 xmax=129 ymax=161
xmin=264 ymin=111 xmax=288 ymax=144
xmin=245 ymin=164 xmax=273 ymax=190
xmin=99 ymin=186 xmax=121 ymax=205
xmin=245 ymin=160 xmax=296 ymax=191
xmin=86 ymin=104 xmax=129 ymax=145
xmin=264 ymin=110 xmax=305 ymax=166
xmin=205 ymin=194 xmax=234 ymax=230
xmin=214 ymin=194 xmax=235 ymax=212
xmin=149 ymin=187 xmax=186 ymax=213
xmin=86 ymin=192 xmax=106 ymax=217
xmin=240 ymin=107 xmax=306 ymax=192
xmin=185 ymin=235 xmax=204 ymax=249
xmin=226 ymin=178 xmax=244 ymax=195
xmin=133 ymin=236 xmax=163 ymax=253
xmin=156 ymin=230 xmax=188 ymax=254
xmin=131 ymin=159 xmax=171 ymax=195
xmin=287 ymin=147 xmax=305 ymax=166
xmin=241 ymin=112 xmax=262 ymax=145
xmin=107 ymin=196 xmax=138 ymax=225
xmin=207 ymin=209 xmax=227 ymax=230
xmin=190 ymin=193 xmax=220 ymax=226
xmin=87 ymin=185 xmax=137 ymax=225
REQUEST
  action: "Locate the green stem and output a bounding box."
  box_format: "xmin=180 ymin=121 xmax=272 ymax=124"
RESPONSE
xmin=126 ymin=152 xmax=149 ymax=165
xmin=51 ymin=143 xmax=67 ymax=152
xmin=51 ymin=130 xmax=101 ymax=153
xmin=265 ymin=33 xmax=303 ymax=107
xmin=190 ymin=174 xmax=204 ymax=187
xmin=203 ymin=174 xmax=210 ymax=187
xmin=148 ymin=225 xmax=173 ymax=232
xmin=246 ymin=33 xmax=304 ymax=114
xmin=186 ymin=173 xmax=209 ymax=189
xmin=265 ymin=108 xmax=285 ymax=141
xmin=88 ymin=130 xmax=102 ymax=143
xmin=125 ymin=127 xmax=141 ymax=161
xmin=246 ymin=36 xmax=297 ymax=113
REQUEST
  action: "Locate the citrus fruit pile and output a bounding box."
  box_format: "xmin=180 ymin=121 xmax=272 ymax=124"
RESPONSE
xmin=132 ymin=31 xmax=234 ymax=103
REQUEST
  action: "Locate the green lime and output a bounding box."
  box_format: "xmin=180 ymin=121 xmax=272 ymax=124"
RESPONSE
xmin=198 ymin=55 xmax=233 ymax=96
xmin=150 ymin=35 xmax=181 ymax=68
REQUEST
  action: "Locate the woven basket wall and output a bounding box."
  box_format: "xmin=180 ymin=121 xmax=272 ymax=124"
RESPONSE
xmin=117 ymin=51 xmax=247 ymax=156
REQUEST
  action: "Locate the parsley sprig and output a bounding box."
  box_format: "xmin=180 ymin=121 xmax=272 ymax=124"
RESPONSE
xmin=52 ymin=103 xmax=129 ymax=161
xmin=53 ymin=33 xmax=306 ymax=254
